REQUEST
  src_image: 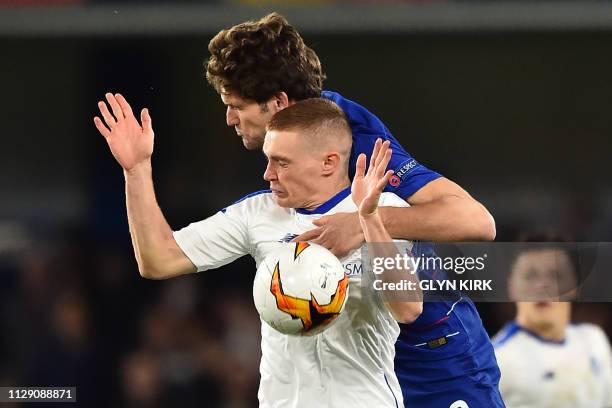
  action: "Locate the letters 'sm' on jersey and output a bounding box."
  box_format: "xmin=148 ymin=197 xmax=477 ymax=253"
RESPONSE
xmin=174 ymin=187 xmax=410 ymax=408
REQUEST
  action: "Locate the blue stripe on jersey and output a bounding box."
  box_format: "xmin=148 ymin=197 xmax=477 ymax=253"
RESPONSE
xmin=492 ymin=322 xmax=522 ymax=348
xmin=494 ymin=322 xmax=566 ymax=347
xmin=321 ymin=90 xmax=442 ymax=199
xmin=295 ymin=186 xmax=351 ymax=215
xmin=221 ymin=189 xmax=271 ymax=213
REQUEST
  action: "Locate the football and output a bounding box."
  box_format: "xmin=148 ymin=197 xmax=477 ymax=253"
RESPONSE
xmin=253 ymin=242 xmax=349 ymax=336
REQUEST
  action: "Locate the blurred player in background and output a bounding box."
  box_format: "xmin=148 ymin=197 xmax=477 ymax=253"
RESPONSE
xmin=202 ymin=13 xmax=504 ymax=407
xmin=95 ymin=96 xmax=423 ymax=407
xmin=494 ymin=235 xmax=612 ymax=408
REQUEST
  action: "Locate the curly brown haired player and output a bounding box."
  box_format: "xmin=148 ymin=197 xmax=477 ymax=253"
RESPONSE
xmin=207 ymin=13 xmax=324 ymax=104
xmin=205 ymin=13 xmax=326 ymax=151
xmin=93 ymin=12 xmax=504 ymax=408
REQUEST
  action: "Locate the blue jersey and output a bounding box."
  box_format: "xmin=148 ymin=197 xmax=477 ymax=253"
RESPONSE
xmin=395 ymin=241 xmax=505 ymax=407
xmin=323 ymin=91 xmax=504 ymax=407
xmin=322 ymin=90 xmax=441 ymax=200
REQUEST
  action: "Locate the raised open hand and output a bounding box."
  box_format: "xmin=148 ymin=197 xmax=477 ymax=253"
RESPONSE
xmin=351 ymin=139 xmax=394 ymax=218
xmin=94 ymin=93 xmax=154 ymax=171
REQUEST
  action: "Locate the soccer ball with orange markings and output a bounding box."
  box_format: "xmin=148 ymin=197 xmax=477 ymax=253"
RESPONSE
xmin=253 ymin=242 xmax=349 ymax=336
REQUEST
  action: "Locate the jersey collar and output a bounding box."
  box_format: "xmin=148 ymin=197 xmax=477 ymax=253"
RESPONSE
xmin=295 ymin=186 xmax=351 ymax=215
xmin=513 ymin=321 xmax=567 ymax=345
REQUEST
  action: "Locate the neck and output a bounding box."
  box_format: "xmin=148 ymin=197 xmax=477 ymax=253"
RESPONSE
xmin=516 ymin=315 xmax=566 ymax=342
xmin=302 ymin=176 xmax=350 ymax=210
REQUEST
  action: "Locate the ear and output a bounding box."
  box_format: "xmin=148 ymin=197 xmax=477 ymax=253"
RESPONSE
xmin=272 ymin=92 xmax=290 ymax=111
xmin=321 ymin=152 xmax=342 ymax=176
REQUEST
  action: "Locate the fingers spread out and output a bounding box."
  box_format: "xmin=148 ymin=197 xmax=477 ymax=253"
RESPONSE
xmin=94 ymin=92 xmax=145 ymax=140
xmin=377 ymin=169 xmax=394 ymax=191
xmin=355 ymin=153 xmax=367 ymax=179
xmin=367 ymin=138 xmax=382 ymax=177
xmin=114 ymin=93 xmax=133 ymax=117
xmin=372 ymin=140 xmax=385 ymax=170
xmin=93 ymin=116 xmax=110 ymax=139
xmin=376 ymin=140 xmax=391 ymax=169
xmin=98 ymin=101 xmax=118 ymax=129
xmin=377 ymin=147 xmax=392 ymax=179
xmin=368 ymin=139 xmax=392 ymax=179
xmin=105 ymin=93 xmax=124 ymax=121
xmin=141 ymin=108 xmax=152 ymax=133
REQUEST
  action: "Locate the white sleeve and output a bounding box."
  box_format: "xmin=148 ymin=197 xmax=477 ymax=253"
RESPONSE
xmin=592 ymin=325 xmax=612 ymax=407
xmin=493 ymin=346 xmax=520 ymax=405
xmin=173 ymin=202 xmax=250 ymax=272
xmin=380 ymin=192 xmax=410 ymax=208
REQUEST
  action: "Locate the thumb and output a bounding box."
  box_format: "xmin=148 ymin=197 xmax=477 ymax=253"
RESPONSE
xmin=141 ymin=108 xmax=153 ymax=133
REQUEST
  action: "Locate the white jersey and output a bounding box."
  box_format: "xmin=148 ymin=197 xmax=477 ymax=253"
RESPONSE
xmin=173 ymin=187 xmax=409 ymax=408
xmin=493 ymin=322 xmax=612 ymax=408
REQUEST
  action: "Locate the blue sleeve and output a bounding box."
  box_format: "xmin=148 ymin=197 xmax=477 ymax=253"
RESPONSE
xmin=322 ymin=90 xmax=442 ymax=200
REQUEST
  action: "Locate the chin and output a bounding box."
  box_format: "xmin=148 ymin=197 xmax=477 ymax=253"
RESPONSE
xmin=242 ymin=140 xmax=257 ymax=150
xmin=273 ymin=196 xmax=296 ymax=209
xmin=274 ymin=197 xmax=289 ymax=208
xmin=242 ymin=137 xmax=264 ymax=151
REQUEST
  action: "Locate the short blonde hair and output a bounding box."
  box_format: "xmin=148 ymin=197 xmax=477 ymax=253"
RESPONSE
xmin=267 ymin=98 xmax=352 ymax=168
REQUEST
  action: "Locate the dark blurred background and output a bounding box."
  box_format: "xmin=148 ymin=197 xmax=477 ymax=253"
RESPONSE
xmin=1 ymin=1 xmax=612 ymax=407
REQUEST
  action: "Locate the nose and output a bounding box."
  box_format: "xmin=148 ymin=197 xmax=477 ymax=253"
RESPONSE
xmin=532 ymin=274 xmax=559 ymax=300
xmin=535 ymin=273 xmax=556 ymax=289
xmin=263 ymin=161 xmax=276 ymax=182
xmin=226 ymin=106 xmax=239 ymax=127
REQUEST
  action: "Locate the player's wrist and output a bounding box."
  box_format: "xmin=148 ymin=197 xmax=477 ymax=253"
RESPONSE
xmin=124 ymin=160 xmax=152 ymax=178
xmin=358 ymin=210 xmax=383 ymax=228
xmin=358 ymin=204 xmax=379 ymax=219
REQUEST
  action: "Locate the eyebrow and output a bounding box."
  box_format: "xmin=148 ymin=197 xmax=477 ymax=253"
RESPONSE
xmin=273 ymin=155 xmax=291 ymax=162
xmin=264 ymin=152 xmax=291 ymax=162
xmin=220 ymin=94 xmax=236 ymax=104
xmin=223 ymin=100 xmax=240 ymax=107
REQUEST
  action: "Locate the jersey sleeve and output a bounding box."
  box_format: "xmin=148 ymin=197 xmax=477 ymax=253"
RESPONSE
xmin=492 ymin=336 xmax=520 ymax=405
xmin=173 ymin=201 xmax=250 ymax=272
xmin=322 ymin=90 xmax=442 ymax=200
xmin=590 ymin=324 xmax=612 ymax=407
xmin=379 ymin=191 xmax=411 ymax=208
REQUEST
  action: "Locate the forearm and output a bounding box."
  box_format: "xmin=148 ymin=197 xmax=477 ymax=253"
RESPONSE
xmin=360 ymin=212 xmax=391 ymax=243
xmin=361 ymin=214 xmax=423 ymax=323
xmin=124 ymin=161 xmax=195 ymax=279
xmin=379 ymin=196 xmax=496 ymax=242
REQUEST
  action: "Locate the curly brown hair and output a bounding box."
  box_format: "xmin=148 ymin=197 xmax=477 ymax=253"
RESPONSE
xmin=205 ymin=13 xmax=326 ymax=103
